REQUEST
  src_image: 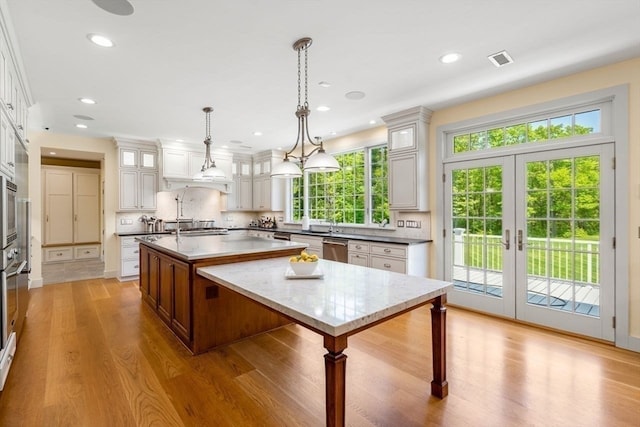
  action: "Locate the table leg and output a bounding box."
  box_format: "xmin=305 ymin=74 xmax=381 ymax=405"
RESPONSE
xmin=430 ymin=295 xmax=448 ymax=398
xmin=324 ymin=335 xmax=348 ymax=427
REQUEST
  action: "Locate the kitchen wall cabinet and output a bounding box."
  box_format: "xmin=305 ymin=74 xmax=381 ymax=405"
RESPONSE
xmin=382 ymin=106 xmax=432 ymax=211
xmin=116 ymin=140 xmax=158 ymax=211
xmin=0 ymin=27 xmax=29 ymax=147
xmin=158 ymin=141 xmax=233 ymax=192
xmin=227 ymin=154 xmax=253 ymax=211
xmin=43 ymin=167 xmax=100 ymax=248
xmin=0 ymin=111 xmax=14 ymax=178
xmin=252 ymin=150 xmax=284 ymax=211
xmin=139 ymin=246 xmax=191 ymax=344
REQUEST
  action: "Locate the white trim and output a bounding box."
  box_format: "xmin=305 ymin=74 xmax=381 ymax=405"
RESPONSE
xmin=435 ymin=85 xmax=632 ymax=350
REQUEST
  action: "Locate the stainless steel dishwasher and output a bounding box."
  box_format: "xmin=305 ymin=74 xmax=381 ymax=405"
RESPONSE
xmin=322 ymin=237 xmax=349 ymax=263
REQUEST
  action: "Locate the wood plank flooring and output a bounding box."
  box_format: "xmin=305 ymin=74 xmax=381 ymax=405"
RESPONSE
xmin=0 ymin=277 xmax=638 ymax=426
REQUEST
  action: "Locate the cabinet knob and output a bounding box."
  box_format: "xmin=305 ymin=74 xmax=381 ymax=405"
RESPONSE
xmin=384 ymin=263 xmax=391 ymax=268
xmin=134 ymin=265 xmax=139 ymax=269
xmin=85 ymin=250 xmax=90 ymax=254
xmin=17 ymin=125 xmax=23 ymax=130
xmin=8 ymin=162 xmax=14 ymax=167
xmin=384 ymin=248 xmax=391 ymax=253
xmin=6 ymin=103 xmax=13 ymax=110
xmin=356 ymin=245 xmax=362 ymax=249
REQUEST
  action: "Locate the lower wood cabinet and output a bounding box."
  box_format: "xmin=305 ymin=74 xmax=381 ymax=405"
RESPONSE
xmin=140 ymin=246 xmax=191 ymax=344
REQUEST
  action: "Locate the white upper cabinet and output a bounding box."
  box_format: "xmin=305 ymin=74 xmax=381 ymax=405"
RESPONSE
xmin=115 ymin=139 xmax=158 ymax=211
xmin=0 ymin=30 xmax=30 ymax=143
xmin=382 ymin=106 xmax=432 ymax=211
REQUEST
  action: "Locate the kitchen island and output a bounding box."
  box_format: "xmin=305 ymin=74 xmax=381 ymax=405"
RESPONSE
xmin=137 ymin=234 xmax=307 ymax=353
xmin=198 ymin=257 xmax=452 ymax=427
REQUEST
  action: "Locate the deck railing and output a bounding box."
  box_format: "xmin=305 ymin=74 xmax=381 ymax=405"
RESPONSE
xmin=453 ymin=230 xmax=599 ymax=284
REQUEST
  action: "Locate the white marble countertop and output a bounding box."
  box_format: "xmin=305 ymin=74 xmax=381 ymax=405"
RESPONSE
xmin=197 ymin=257 xmax=452 ymax=337
xmin=136 ymin=234 xmax=308 ymax=261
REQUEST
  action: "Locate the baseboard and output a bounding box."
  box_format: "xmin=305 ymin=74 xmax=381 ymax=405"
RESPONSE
xmin=29 ymin=277 xmax=43 ymax=288
xmin=626 ymin=335 xmax=640 ymax=352
xmin=103 ymin=269 xmax=118 ymax=279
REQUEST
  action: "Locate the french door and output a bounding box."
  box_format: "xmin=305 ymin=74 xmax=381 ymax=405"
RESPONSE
xmin=444 ymin=144 xmax=615 ymax=340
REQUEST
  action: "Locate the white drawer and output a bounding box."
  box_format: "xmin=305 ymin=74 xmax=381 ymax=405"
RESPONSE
xmin=370 ymin=243 xmax=407 ymax=259
xmin=122 ymin=244 xmax=141 ymax=259
xmin=121 ymin=259 xmax=140 ymax=277
xmin=74 ymin=245 xmax=100 ymax=259
xmin=44 ymin=247 xmax=73 ymax=262
xmin=348 ymin=241 xmax=370 ymax=253
xmin=121 ymin=236 xmax=138 ymax=246
xmin=348 ymin=253 xmax=369 ymax=267
xmin=370 ymin=255 xmax=406 ymax=273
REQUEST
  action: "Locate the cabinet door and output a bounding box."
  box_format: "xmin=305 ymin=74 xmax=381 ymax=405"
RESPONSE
xmin=163 ymin=149 xmax=189 ymax=177
xmin=44 ymin=169 xmax=74 ymax=245
xmin=389 ymin=124 xmax=417 ymax=152
xmin=253 ymin=176 xmax=271 ymax=210
xmin=0 ymin=113 xmax=14 ymax=177
xmin=139 ymin=246 xmax=149 ymax=293
xmin=239 ymin=177 xmax=253 ymax=210
xmin=140 ymin=150 xmax=157 ymax=170
xmin=119 ymin=170 xmax=138 ymax=210
xmin=139 ymin=172 xmax=157 ymax=210
xmin=172 ymin=260 xmax=191 ymax=343
xmin=147 ymin=252 xmax=160 ymax=307
xmin=120 ymin=148 xmax=138 ymax=168
xmin=389 ymin=152 xmax=418 ymax=210
xmin=158 ymin=256 xmax=173 ymax=325
xmin=74 ymin=173 xmax=100 ymax=243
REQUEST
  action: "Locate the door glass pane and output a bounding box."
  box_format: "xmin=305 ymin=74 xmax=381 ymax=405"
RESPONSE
xmin=525 ymin=156 xmax=601 ymax=317
xmin=451 ymin=165 xmax=504 ymax=298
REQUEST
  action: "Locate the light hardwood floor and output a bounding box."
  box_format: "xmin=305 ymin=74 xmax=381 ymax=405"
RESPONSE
xmin=0 ymin=278 xmax=638 ymax=426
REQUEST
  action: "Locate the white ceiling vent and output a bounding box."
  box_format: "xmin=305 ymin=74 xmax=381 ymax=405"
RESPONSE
xmin=488 ymin=50 xmax=514 ymax=67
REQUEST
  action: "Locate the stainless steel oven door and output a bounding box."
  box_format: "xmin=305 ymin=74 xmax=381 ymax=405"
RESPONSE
xmin=0 ymin=176 xmax=18 ymax=248
xmin=1 ymin=250 xmax=23 ymax=347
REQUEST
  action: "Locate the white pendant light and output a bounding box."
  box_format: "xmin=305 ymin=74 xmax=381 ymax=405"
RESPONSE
xmin=271 ymin=37 xmax=340 ymax=178
xmin=192 ymin=107 xmax=226 ymax=181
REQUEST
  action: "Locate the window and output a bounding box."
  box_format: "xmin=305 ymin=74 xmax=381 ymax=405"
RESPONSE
xmin=452 ymin=109 xmax=602 ymax=154
xmin=290 ymin=145 xmax=389 ymax=225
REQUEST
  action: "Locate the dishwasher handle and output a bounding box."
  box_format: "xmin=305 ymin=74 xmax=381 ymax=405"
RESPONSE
xmin=323 ymin=239 xmax=348 ymax=247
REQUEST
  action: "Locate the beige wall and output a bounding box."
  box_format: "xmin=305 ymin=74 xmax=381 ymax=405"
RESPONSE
xmin=428 ymin=57 xmax=640 ymax=341
xmin=28 ymin=132 xmax=119 ymax=285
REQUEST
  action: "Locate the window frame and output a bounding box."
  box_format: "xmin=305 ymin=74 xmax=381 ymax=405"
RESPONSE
xmin=286 ymin=143 xmax=389 ymax=227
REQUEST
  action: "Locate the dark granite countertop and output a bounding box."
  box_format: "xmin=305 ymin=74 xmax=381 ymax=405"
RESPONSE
xmin=228 ymin=227 xmax=432 ymax=245
xmin=116 ymin=231 xmax=173 ymax=237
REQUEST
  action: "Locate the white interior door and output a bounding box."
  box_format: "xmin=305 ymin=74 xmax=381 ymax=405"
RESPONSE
xmin=444 ymin=144 xmax=615 ymax=340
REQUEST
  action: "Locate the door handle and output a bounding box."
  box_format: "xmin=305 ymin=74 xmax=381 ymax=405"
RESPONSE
xmin=501 ymin=229 xmax=510 ymax=250
xmin=517 ymin=230 xmax=523 ymax=251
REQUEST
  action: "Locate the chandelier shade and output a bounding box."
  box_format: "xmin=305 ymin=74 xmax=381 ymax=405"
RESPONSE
xmin=271 ymin=37 xmax=340 ymax=178
xmin=193 ymin=107 xmax=226 ymax=181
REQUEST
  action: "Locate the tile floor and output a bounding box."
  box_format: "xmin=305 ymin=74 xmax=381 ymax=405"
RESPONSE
xmin=41 ymin=260 xmax=105 ymax=285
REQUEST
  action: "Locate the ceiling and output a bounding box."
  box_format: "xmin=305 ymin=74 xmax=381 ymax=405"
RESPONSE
xmin=5 ymin=0 xmax=640 ymax=154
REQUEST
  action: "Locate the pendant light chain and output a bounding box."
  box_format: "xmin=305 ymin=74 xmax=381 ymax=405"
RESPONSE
xmin=297 ymin=48 xmax=302 ymax=109
xmin=304 ymin=45 xmax=309 ymax=109
xmin=205 ymin=108 xmax=211 ymax=141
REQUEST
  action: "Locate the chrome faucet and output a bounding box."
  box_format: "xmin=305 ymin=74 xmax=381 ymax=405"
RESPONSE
xmin=175 ymin=186 xmax=189 ymax=240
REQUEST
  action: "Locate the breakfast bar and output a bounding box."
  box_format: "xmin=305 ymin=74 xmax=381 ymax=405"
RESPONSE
xmin=197 ymin=257 xmax=452 ymax=427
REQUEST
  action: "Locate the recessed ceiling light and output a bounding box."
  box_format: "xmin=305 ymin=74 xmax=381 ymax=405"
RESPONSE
xmin=488 ymin=50 xmax=514 ymax=67
xmin=76 ymin=124 xmax=88 ymax=129
xmin=369 ymin=120 xmax=376 ymax=125
xmin=316 ymin=105 xmax=331 ymax=112
xmin=440 ymin=52 xmax=461 ymax=64
xmin=330 ymin=131 xmax=337 ymax=136
xmin=230 ymin=140 xmax=243 ymax=144
xmin=253 ymin=131 xmax=262 ymax=136
xmin=87 ymin=33 xmax=114 ymax=48
xmin=73 ymin=114 xmax=94 ymax=120
xmin=222 ymin=145 xmax=229 ymax=149
xmin=49 ymin=151 xmax=57 ymax=155
xmin=78 ymin=97 xmax=96 ymax=104
xmin=345 ymin=91 xmax=366 ymax=100
xmin=318 ymin=81 xmax=331 ymax=88
xmin=176 ymin=139 xmax=184 ymax=142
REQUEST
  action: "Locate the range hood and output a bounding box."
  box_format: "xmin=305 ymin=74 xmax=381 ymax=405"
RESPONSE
xmin=161 ymin=176 xmax=233 ymax=193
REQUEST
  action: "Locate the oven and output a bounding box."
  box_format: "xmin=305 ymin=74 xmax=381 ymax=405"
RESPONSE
xmin=0 ymin=241 xmax=22 ymax=390
xmin=0 ymin=176 xmax=18 ymax=249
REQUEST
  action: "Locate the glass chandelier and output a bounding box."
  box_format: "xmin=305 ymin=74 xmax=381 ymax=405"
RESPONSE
xmin=193 ymin=107 xmax=226 ymax=180
xmin=271 ymin=37 xmax=340 ymax=178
